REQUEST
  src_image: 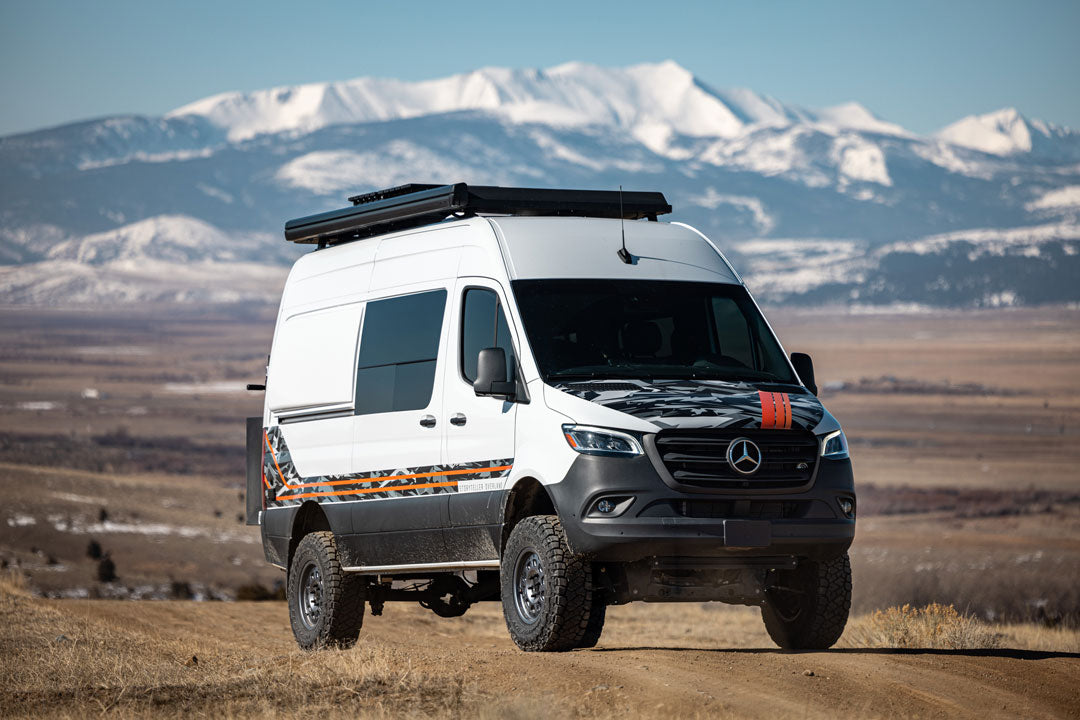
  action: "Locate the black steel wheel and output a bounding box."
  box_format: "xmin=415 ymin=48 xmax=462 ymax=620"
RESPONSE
xmin=500 ymin=515 xmax=592 ymax=652
xmin=288 ymin=531 xmax=366 ymax=650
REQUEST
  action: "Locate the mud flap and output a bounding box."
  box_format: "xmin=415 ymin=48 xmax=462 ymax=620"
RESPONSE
xmin=245 ymin=417 xmax=264 ymax=525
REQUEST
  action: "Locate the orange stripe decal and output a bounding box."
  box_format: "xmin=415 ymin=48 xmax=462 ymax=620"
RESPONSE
xmin=264 ymin=430 xmax=298 ymax=489
xmin=277 ymin=480 xmax=461 ymax=501
xmin=758 ymin=391 xmax=793 ymax=430
xmin=262 ymin=427 xmax=511 ymax=500
xmin=759 ymin=390 xmax=776 ymax=429
xmin=286 ymin=464 xmax=513 ymax=490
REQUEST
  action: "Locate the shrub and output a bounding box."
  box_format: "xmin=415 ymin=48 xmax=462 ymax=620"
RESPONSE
xmin=86 ymin=540 xmax=102 ymax=560
xmin=848 ymin=603 xmax=1002 ymax=649
xmin=96 ymin=554 xmax=117 ymax=583
xmin=235 ymin=582 xmax=286 ymax=601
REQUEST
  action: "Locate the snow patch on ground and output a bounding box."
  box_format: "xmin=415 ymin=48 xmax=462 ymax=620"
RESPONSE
xmin=832 ymin=136 xmax=892 ymax=186
xmin=0 ymin=257 xmax=287 ymax=305
xmin=75 ymin=346 xmax=150 ymax=356
xmin=17 ymin=401 xmax=61 ymax=411
xmin=735 ymin=238 xmax=871 ymax=294
xmin=688 ymin=189 xmax=775 ymax=233
xmin=275 ymin=143 xmax=494 ymax=195
xmin=910 ymin=141 xmax=995 ymax=178
xmin=49 ymin=516 xmax=257 ymax=545
xmin=162 ymin=381 xmax=248 ymax=395
xmin=77 ymin=147 xmax=216 ymax=171
xmin=882 ymin=222 xmax=1080 ymax=257
xmin=52 ymin=492 xmax=104 ymax=504
xmin=1026 ymin=185 xmax=1080 ymax=211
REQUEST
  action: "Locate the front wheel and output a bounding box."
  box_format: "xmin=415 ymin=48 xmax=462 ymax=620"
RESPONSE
xmin=288 ymin=531 xmax=366 ymax=650
xmin=501 ymin=515 xmax=593 ymax=651
xmin=761 ymin=552 xmax=851 ymax=649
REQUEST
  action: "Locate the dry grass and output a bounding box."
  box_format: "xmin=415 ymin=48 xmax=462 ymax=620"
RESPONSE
xmin=0 ymin=573 xmax=487 ymax=719
xmin=995 ymin=623 xmax=1080 ymax=653
xmin=844 ymin=603 xmax=1002 ymax=650
xmin=3 ymin=573 xmax=1080 ymax=719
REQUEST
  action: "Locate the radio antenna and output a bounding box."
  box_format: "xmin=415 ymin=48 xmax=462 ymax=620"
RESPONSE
xmin=617 ymin=185 xmax=632 ymax=264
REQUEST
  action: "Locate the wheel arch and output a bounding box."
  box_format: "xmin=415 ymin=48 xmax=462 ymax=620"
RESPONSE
xmin=288 ymin=500 xmax=331 ymax=572
xmin=500 ymin=477 xmax=557 ymax=554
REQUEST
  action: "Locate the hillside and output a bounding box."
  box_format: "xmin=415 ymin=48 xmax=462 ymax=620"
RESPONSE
xmin=1 ymin=61 xmax=1079 ymax=307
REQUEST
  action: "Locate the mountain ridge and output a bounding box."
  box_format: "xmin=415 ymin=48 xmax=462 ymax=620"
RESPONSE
xmin=2 ymin=61 xmax=1078 ymax=308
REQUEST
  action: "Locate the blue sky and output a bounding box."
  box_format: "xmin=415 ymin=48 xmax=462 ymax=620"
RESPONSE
xmin=1 ymin=0 xmax=1077 ymax=137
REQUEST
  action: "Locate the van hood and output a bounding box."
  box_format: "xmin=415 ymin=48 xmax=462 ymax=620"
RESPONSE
xmin=551 ymin=379 xmax=824 ymax=432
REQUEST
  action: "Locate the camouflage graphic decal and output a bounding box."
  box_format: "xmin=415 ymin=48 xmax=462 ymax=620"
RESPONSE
xmin=261 ymin=426 xmax=512 ymax=507
xmin=552 ymin=379 xmax=824 ymax=431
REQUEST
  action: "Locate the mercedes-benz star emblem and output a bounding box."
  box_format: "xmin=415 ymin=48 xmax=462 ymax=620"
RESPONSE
xmin=726 ymin=437 xmax=763 ymax=476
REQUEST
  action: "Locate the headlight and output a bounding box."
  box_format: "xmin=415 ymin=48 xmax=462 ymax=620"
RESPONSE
xmin=821 ymin=429 xmax=849 ymax=459
xmin=562 ymin=425 xmax=643 ymax=457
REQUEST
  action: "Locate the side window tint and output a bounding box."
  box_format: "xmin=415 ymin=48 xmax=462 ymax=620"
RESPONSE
xmin=461 ymin=288 xmax=516 ymax=383
xmin=355 ymin=290 xmax=446 ymax=415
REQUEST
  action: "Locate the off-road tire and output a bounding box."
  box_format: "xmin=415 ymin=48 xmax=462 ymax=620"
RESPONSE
xmin=761 ymin=552 xmax=851 ymax=650
xmin=575 ymin=592 xmax=607 ymax=649
xmin=501 ymin=515 xmax=593 ymax=652
xmin=288 ymin=531 xmax=366 ymax=650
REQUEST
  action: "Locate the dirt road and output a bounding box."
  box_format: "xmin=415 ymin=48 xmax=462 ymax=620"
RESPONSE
xmin=5 ymin=586 xmax=1077 ymax=719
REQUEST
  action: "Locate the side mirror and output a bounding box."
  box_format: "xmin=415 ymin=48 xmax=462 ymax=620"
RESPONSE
xmin=790 ymin=352 xmax=818 ymax=396
xmin=474 ymin=347 xmax=516 ymax=398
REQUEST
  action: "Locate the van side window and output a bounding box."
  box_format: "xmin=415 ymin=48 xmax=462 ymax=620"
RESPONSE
xmin=354 ymin=289 xmax=447 ymax=415
xmin=461 ymin=288 xmax=516 ymax=383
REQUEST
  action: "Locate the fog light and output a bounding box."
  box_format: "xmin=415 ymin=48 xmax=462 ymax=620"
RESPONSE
xmin=838 ymin=498 xmax=855 ymax=518
xmin=596 ymin=499 xmax=616 ymax=514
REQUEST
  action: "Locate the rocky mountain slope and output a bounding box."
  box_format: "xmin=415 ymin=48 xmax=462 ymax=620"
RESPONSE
xmin=1 ymin=61 xmax=1077 ymax=306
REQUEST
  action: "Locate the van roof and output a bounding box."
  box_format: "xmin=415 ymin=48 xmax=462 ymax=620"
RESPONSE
xmin=491 ymin=216 xmax=741 ymax=285
xmin=283 ymin=183 xmax=672 ymax=247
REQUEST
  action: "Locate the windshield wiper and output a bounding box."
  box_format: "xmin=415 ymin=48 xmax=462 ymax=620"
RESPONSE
xmin=547 ymin=371 xmax=602 ymax=380
xmin=548 ymin=369 xmax=655 ymax=382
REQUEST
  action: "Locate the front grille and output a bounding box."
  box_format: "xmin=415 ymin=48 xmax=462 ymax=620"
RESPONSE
xmin=655 ymin=428 xmax=818 ymax=491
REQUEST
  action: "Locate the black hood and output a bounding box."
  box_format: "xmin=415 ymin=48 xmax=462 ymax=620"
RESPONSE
xmin=552 ymin=379 xmax=825 ymax=432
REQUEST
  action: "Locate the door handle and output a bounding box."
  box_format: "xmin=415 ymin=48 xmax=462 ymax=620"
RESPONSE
xmin=419 ymin=415 xmax=437 ymax=428
xmin=450 ymin=413 xmax=467 ymax=426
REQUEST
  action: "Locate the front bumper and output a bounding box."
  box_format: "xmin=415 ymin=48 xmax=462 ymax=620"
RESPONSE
xmin=546 ymin=451 xmax=855 ymax=563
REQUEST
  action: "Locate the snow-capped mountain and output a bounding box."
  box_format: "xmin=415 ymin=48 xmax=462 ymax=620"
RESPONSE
xmin=166 ymin=61 xmax=908 ymax=147
xmin=1 ymin=61 xmax=1078 ymax=307
xmin=935 ymin=108 xmax=1080 ymax=158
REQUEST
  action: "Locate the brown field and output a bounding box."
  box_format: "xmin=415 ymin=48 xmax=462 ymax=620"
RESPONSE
xmin=1 ymin=304 xmax=1079 ymax=717
xmin=3 ymin=574 xmax=1079 ymax=719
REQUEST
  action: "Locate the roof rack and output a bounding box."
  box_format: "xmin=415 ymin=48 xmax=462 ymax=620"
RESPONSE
xmin=283 ymin=183 xmax=672 ymax=246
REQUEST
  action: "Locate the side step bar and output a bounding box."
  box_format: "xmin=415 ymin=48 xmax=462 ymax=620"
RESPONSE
xmin=343 ymin=559 xmax=500 ymax=574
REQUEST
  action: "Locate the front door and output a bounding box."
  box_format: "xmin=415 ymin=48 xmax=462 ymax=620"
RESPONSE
xmin=442 ymin=278 xmax=519 ymax=560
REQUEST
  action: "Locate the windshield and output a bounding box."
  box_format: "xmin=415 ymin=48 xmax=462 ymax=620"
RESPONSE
xmin=511 ymin=279 xmax=799 ymax=385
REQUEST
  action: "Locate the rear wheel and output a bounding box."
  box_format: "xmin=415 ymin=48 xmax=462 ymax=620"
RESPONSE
xmin=761 ymin=552 xmax=851 ymax=649
xmin=288 ymin=531 xmax=366 ymax=650
xmin=501 ymin=515 xmax=593 ymax=651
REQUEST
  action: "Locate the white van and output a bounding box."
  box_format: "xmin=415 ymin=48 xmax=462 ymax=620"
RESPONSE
xmin=245 ymin=183 xmax=855 ymax=652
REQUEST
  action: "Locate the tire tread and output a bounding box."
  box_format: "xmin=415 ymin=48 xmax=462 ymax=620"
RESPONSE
xmin=289 ymin=531 xmax=365 ymax=650
xmin=501 ymin=515 xmax=592 ymax=652
xmin=762 ymin=552 xmax=851 ymax=650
